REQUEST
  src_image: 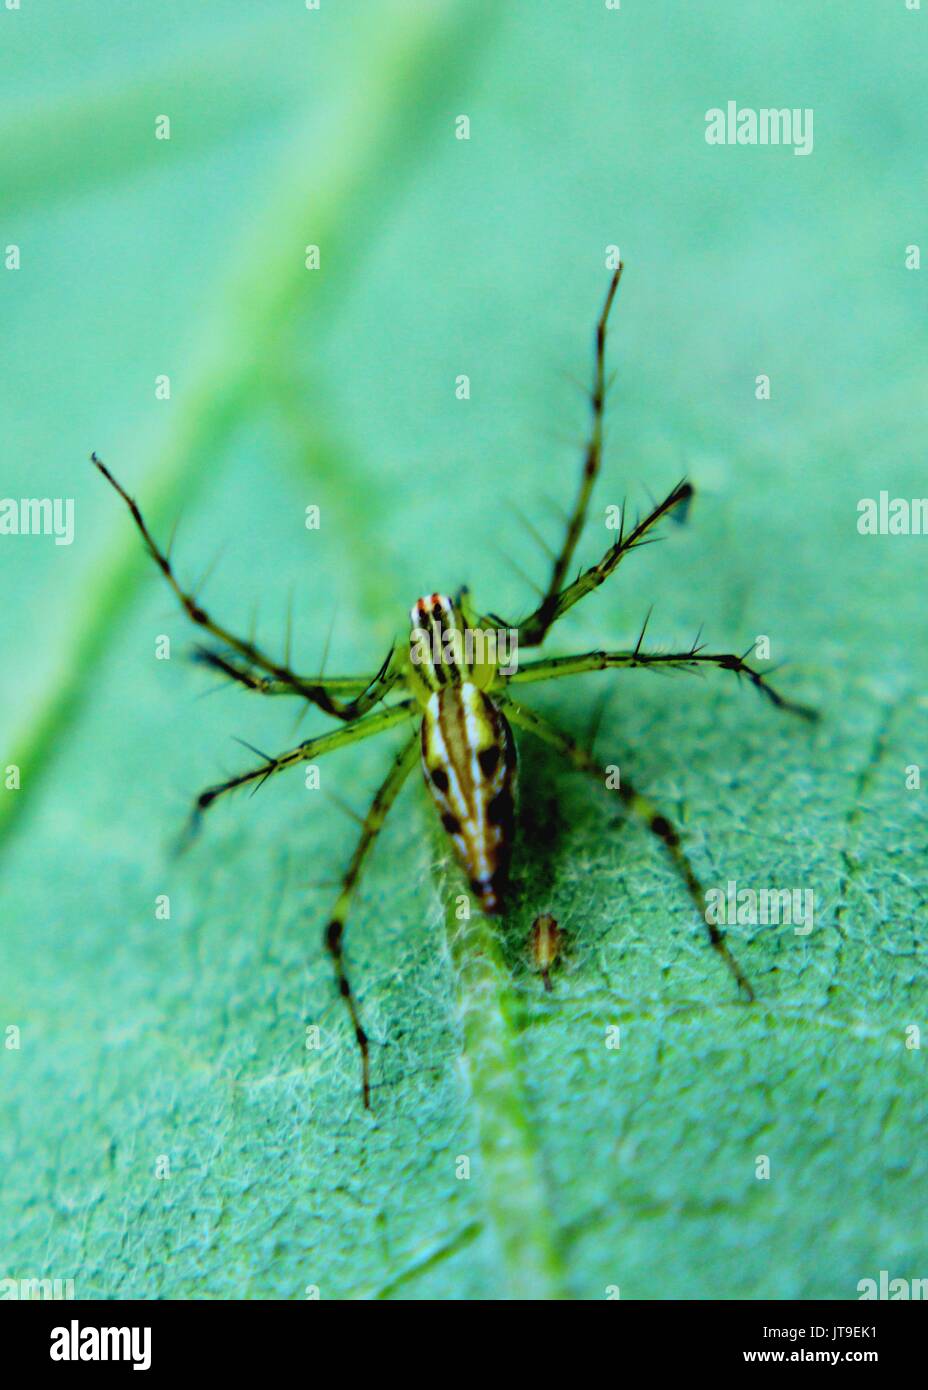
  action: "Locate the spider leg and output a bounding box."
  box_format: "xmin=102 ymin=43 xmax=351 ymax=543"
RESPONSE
xmin=506 ymin=643 xmax=817 ymax=721
xmin=515 ymin=265 xmax=624 ymax=647
xmin=515 ymin=478 xmax=693 ymax=645
xmin=92 ymin=453 xmax=398 ymax=719
xmin=181 ymin=700 xmax=416 ymax=846
xmin=498 ymin=694 xmax=755 ymax=1001
xmin=193 ymin=642 xmax=399 ymax=719
xmin=192 ymin=649 xmax=373 ymax=697
xmin=323 ymin=731 xmax=420 ymax=1108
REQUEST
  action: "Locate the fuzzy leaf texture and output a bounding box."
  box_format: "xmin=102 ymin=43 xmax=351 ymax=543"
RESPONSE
xmin=0 ymin=0 xmax=925 ymax=1299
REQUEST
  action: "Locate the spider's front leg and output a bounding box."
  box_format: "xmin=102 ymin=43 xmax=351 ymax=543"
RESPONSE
xmin=505 ymin=265 xmax=693 ymax=649
xmin=522 ymin=479 xmax=695 ymax=643
xmin=91 ymin=453 xmax=398 ymax=718
xmin=498 ymin=695 xmax=755 ymax=1001
xmin=514 ymin=264 xmax=624 ymax=648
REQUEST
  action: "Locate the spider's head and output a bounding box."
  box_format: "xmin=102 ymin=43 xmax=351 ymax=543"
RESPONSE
xmin=407 ymin=591 xmax=507 ymax=697
xmin=408 ymin=594 xmax=465 ymax=693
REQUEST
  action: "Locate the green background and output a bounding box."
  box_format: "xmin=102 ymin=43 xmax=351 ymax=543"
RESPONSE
xmin=1 ymin=0 xmax=925 ymax=1300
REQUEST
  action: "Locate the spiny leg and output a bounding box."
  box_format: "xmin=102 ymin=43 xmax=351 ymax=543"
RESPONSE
xmin=517 ymin=264 xmax=624 ymax=647
xmin=506 ymin=637 xmax=818 ymax=721
xmin=498 ymin=694 xmax=755 ymax=1001
xmin=324 ymin=732 xmax=420 ymax=1108
xmin=91 ymin=453 xmax=398 ymax=719
xmin=193 ymin=642 xmax=398 ymax=720
xmin=515 ymin=478 xmax=693 ymax=645
xmin=193 ymin=649 xmax=371 ymax=697
xmin=183 ymin=700 xmax=416 ymax=844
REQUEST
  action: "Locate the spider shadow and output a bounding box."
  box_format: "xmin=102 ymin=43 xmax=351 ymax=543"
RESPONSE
xmin=501 ymin=732 xmax=630 ymax=977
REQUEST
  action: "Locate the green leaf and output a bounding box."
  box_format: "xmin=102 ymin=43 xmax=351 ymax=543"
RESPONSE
xmin=1 ymin=0 xmax=925 ymax=1301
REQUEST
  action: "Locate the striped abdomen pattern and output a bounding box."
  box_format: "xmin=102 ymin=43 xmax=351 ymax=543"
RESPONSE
xmin=420 ymin=681 xmax=517 ymax=913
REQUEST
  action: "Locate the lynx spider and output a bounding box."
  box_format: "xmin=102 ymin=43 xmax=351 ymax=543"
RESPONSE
xmin=93 ymin=264 xmax=815 ymax=1107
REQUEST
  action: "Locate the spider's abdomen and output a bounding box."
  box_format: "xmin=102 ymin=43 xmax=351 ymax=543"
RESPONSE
xmin=420 ymin=682 xmax=517 ymax=914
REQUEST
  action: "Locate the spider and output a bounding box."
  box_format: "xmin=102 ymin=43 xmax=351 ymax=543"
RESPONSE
xmin=92 ymin=263 xmax=815 ymax=1108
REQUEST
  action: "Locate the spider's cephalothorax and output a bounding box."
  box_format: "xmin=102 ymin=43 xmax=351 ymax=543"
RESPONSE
xmin=92 ymin=261 xmax=817 ymax=1108
xmin=407 ymin=594 xmax=517 ymax=913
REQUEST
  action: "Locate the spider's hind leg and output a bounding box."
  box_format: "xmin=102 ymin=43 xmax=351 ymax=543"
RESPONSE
xmin=499 ymin=695 xmax=754 ymax=1001
xmin=323 ymin=732 xmax=420 ymax=1108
